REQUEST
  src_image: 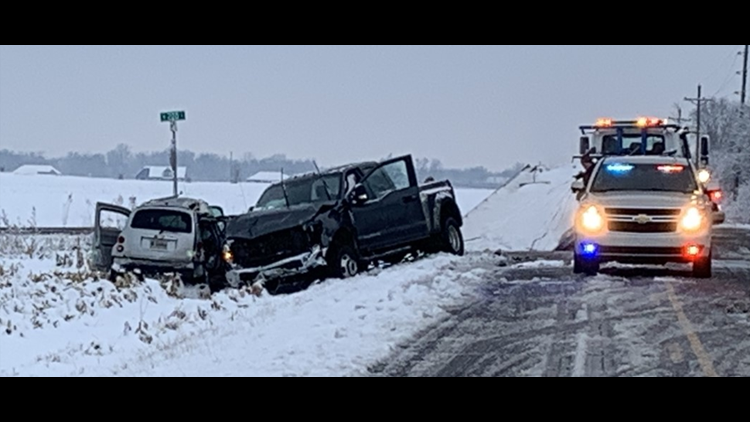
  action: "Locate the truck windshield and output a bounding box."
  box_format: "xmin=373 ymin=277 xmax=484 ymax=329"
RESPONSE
xmin=590 ymin=163 xmax=699 ymax=194
xmin=255 ymin=174 xmax=341 ymax=210
xmin=601 ymin=134 xmax=667 ymax=155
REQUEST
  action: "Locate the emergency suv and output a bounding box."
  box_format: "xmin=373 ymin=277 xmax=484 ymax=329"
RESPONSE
xmin=571 ymin=155 xmax=725 ymax=278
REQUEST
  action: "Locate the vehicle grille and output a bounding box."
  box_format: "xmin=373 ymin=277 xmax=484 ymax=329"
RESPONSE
xmin=605 ymin=208 xmax=681 ymax=216
xmin=598 ymin=246 xmax=683 ymax=256
xmin=608 ymin=222 xmax=678 ymax=233
xmin=232 ymin=228 xmax=311 ymax=268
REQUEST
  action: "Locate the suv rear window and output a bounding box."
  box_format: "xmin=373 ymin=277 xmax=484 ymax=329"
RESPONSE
xmin=130 ymin=209 xmax=192 ymax=233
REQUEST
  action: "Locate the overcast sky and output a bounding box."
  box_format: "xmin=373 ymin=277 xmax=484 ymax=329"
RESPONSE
xmin=0 ymin=45 xmax=744 ymax=171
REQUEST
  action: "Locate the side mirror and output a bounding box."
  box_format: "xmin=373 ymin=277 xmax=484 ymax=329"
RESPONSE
xmin=348 ymin=184 xmax=369 ymax=205
xmin=571 ymin=179 xmax=585 ymax=193
xmin=217 ymin=221 xmax=226 ymax=233
xmin=579 ymin=136 xmax=590 ymax=155
xmin=247 ymin=206 xmax=255 ymax=213
xmin=700 ymin=136 xmax=710 ymax=157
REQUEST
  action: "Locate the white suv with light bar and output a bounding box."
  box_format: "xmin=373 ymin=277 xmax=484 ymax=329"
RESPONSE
xmin=570 ymin=156 xmax=725 ymax=278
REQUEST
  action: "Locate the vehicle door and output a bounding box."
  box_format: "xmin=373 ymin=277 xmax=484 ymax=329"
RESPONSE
xmin=349 ymin=156 xmax=428 ymax=253
xmin=198 ymin=217 xmax=224 ymax=273
xmin=92 ymin=203 xmax=131 ymax=271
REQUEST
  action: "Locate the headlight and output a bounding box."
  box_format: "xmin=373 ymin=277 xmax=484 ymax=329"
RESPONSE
xmin=222 ymin=244 xmax=234 ymax=263
xmin=680 ymin=207 xmax=704 ymax=232
xmin=578 ymin=205 xmax=604 ymax=233
xmin=698 ymin=169 xmax=711 ymax=184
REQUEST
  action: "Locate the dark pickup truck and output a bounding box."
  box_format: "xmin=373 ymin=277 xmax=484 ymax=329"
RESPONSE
xmin=222 ymin=154 xmax=464 ymax=288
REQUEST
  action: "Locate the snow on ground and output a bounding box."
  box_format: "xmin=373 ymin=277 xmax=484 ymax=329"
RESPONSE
xmin=462 ymin=164 xmax=582 ymax=252
xmin=0 ymin=233 xmax=492 ymax=377
xmin=0 ymin=173 xmax=492 ymax=228
xmin=511 ymin=260 xmax=568 ymax=269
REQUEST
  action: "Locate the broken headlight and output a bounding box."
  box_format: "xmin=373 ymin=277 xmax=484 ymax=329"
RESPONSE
xmin=222 ymin=243 xmax=234 ymax=264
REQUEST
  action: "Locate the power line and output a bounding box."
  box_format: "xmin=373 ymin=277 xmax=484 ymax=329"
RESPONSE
xmin=710 ymin=51 xmax=741 ymax=98
xmin=700 ymin=45 xmax=741 ymax=85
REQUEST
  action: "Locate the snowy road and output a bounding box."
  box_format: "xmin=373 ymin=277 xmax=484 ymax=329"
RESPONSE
xmin=369 ymin=226 xmax=750 ymax=377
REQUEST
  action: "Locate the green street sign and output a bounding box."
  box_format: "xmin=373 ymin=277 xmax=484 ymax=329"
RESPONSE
xmin=160 ymin=111 xmax=186 ymax=122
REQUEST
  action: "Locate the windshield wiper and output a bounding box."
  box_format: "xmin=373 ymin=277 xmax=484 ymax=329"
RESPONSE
xmin=280 ymin=168 xmax=291 ymax=209
xmin=312 ymin=160 xmax=333 ymax=201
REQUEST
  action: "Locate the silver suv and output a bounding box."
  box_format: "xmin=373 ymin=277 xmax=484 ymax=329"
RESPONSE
xmin=571 ymin=156 xmax=725 ymax=278
xmin=91 ymin=196 xmax=227 ymax=287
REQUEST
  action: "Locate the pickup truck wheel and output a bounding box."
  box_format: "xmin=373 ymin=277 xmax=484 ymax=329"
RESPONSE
xmin=328 ymin=244 xmax=360 ymax=278
xmin=574 ymin=253 xmax=599 ymax=276
xmin=693 ymin=249 xmax=712 ymax=279
xmin=442 ymin=217 xmax=465 ymax=256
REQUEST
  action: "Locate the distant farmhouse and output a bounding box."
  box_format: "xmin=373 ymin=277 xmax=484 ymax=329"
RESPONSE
xmin=246 ymin=171 xmax=291 ymax=183
xmin=136 ymin=166 xmax=188 ymax=181
xmin=12 ymin=165 xmax=62 ymax=176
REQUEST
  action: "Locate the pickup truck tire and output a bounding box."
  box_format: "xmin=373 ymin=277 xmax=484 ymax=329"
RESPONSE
xmin=441 ymin=217 xmax=465 ymax=256
xmin=693 ymin=250 xmax=712 ymax=279
xmin=573 ymin=253 xmax=599 ymax=276
xmin=328 ymin=244 xmax=360 ymax=278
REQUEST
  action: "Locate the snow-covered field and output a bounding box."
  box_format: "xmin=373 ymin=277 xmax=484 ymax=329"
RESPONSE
xmin=0 ymin=233 xmax=495 ymax=377
xmin=0 ymin=173 xmax=494 ymax=228
xmin=462 ymin=164 xmax=581 ymax=252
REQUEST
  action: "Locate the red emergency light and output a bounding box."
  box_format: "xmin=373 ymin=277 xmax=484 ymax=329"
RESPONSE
xmin=595 ymin=118 xmax=613 ymax=127
xmin=657 ymin=165 xmax=684 ymax=173
xmin=708 ymin=190 xmax=723 ymax=203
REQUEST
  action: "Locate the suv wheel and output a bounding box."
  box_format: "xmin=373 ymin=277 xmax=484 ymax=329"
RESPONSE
xmin=574 ymin=252 xmax=599 ymax=276
xmin=693 ymin=249 xmax=712 ymax=279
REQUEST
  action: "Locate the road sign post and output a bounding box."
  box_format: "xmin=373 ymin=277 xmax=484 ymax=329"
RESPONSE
xmin=160 ymin=110 xmax=185 ymax=196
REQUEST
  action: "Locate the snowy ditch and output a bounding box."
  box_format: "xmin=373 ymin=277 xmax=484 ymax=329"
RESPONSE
xmin=0 ymin=233 xmax=496 ymax=376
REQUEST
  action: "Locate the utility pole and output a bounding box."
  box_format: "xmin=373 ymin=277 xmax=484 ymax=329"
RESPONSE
xmin=685 ymin=85 xmax=711 ymax=166
xmin=670 ymin=103 xmax=691 ymax=126
xmin=160 ymin=110 xmax=186 ymax=196
xmin=741 ymin=44 xmax=748 ymax=106
xmin=170 ymin=121 xmax=178 ymax=196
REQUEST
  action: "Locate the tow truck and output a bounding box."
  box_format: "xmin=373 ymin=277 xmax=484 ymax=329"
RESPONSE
xmin=575 ymin=117 xmax=725 ymax=212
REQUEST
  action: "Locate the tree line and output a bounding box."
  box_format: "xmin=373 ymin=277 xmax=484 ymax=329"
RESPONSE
xmin=0 ymin=145 xmax=523 ymax=189
xmin=693 ymin=98 xmax=750 ymax=222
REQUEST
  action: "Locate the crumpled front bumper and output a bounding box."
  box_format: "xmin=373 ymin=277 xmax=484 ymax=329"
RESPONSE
xmin=225 ymin=245 xmax=328 ymax=288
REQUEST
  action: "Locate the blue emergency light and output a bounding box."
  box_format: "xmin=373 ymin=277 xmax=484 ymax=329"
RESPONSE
xmin=581 ymin=243 xmax=598 ymax=256
xmin=606 ymin=163 xmax=634 ymax=173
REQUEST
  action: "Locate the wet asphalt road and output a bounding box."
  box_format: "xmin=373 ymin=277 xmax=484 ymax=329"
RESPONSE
xmin=369 ymin=226 xmax=750 ymax=377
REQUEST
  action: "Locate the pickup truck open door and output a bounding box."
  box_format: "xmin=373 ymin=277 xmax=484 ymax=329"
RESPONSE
xmin=348 ymin=155 xmax=429 ymax=254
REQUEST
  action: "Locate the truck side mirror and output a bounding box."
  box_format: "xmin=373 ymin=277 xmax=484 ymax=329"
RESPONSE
xmin=579 ymin=137 xmax=590 ymax=155
xmin=348 ymin=184 xmax=369 ymax=205
xmin=700 ymin=136 xmax=710 ymax=165
xmin=571 ymin=179 xmax=585 ymax=193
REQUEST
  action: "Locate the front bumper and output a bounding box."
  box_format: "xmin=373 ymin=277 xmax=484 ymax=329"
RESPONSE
xmin=225 ymin=245 xmax=328 ymax=288
xmin=575 ymin=230 xmax=711 ymax=264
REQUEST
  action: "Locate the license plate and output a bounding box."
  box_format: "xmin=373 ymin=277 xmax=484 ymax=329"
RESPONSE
xmin=150 ymin=239 xmax=168 ymax=250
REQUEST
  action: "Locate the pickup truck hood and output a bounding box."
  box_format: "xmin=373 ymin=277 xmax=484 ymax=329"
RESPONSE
xmin=225 ymin=204 xmax=324 ymax=240
xmin=587 ymin=191 xmax=700 ymax=209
